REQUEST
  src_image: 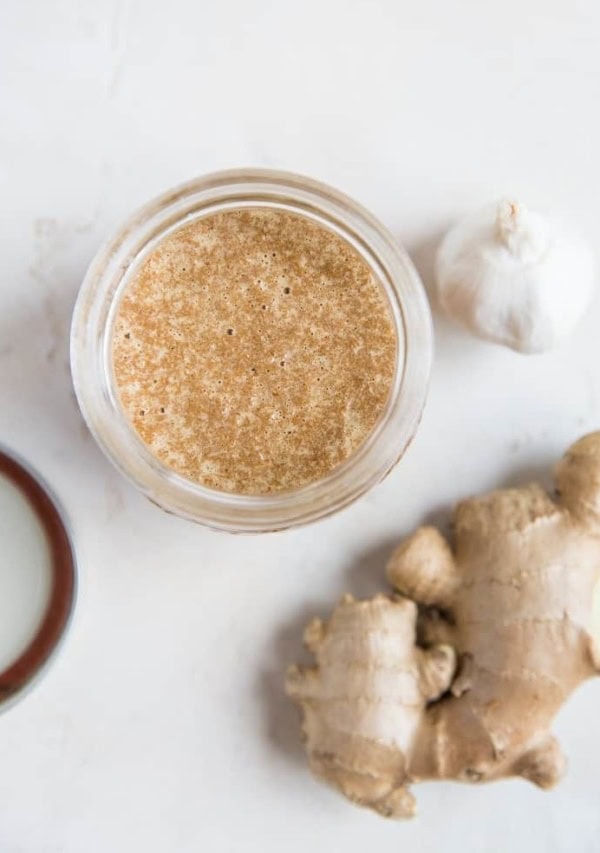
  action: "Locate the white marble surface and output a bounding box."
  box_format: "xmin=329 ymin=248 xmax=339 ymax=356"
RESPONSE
xmin=2 ymin=1 xmax=600 ymax=850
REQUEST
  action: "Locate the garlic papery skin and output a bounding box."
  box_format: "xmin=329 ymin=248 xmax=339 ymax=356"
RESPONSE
xmin=435 ymin=200 xmax=596 ymax=353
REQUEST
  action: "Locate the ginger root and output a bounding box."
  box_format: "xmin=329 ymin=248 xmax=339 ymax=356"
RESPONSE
xmin=285 ymin=433 xmax=600 ymax=818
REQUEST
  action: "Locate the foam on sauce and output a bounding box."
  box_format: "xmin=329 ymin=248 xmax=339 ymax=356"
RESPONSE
xmin=112 ymin=208 xmax=397 ymax=494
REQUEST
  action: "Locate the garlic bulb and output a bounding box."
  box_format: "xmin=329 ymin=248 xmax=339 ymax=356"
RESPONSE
xmin=435 ymin=200 xmax=595 ymax=353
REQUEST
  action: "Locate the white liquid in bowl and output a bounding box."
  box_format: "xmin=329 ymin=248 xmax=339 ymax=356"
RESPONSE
xmin=0 ymin=471 xmax=52 ymax=672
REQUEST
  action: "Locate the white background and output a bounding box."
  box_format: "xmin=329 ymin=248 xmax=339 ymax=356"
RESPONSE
xmin=1 ymin=0 xmax=600 ymax=850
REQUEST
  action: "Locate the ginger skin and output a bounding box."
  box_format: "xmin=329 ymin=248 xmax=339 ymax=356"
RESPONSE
xmin=286 ymin=433 xmax=600 ymax=818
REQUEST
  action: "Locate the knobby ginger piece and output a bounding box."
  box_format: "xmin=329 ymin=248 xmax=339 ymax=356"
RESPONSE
xmin=286 ymin=432 xmax=600 ymax=818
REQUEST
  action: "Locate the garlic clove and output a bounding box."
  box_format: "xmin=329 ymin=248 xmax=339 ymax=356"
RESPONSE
xmin=435 ymin=200 xmax=595 ymax=354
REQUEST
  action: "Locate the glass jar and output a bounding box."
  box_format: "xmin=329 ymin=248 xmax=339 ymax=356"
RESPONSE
xmin=71 ymin=169 xmax=432 ymax=532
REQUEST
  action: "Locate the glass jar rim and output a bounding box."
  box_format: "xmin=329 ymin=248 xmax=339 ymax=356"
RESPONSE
xmin=71 ymin=169 xmax=432 ymax=532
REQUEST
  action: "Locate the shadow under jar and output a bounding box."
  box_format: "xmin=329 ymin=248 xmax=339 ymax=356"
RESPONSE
xmin=71 ymin=169 xmax=432 ymax=532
